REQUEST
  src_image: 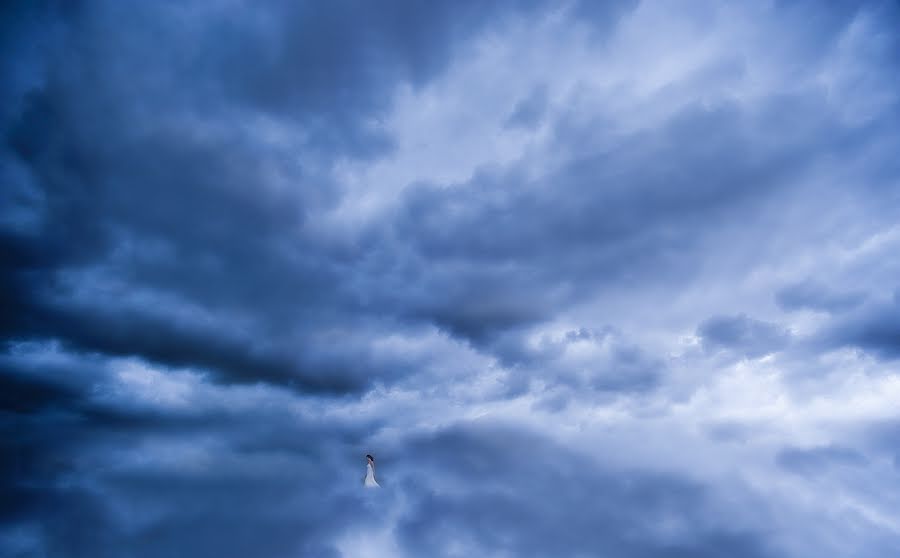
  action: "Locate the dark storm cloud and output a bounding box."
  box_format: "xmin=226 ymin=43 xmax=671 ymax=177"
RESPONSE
xmin=4 ymin=407 xmax=776 ymax=558
xmin=1 ymin=0 xmax=561 ymax=394
xmin=386 ymin=88 xmax=878 ymax=351
xmin=220 ymin=0 xmax=549 ymax=154
xmin=697 ymin=314 xmax=791 ymax=359
xmin=1 ymin=0 xmax=889 ymax=392
xmin=814 ymin=292 xmax=900 ymax=360
xmin=3 ymin=0 xmax=900 ymax=557
xmin=0 ymin=0 xmax=664 ymax=401
xmin=0 ymin=350 xmax=204 ymax=533
xmin=8 ymin=290 xmax=383 ymax=394
xmin=388 ymin=421 xmax=776 ymax=558
xmin=0 ymin=358 xmax=85 ymax=414
xmin=861 ymin=419 xmax=900 ymax=469
xmin=2 ymin=415 xmax=366 ymax=558
xmin=1 ymin=354 xmax=378 ymax=557
xmin=775 ymin=279 xmax=866 ymax=313
xmin=775 ymin=445 xmax=868 ymax=476
xmin=504 ymin=84 xmax=549 ymax=130
xmin=1 ymin=364 xmax=102 ymax=532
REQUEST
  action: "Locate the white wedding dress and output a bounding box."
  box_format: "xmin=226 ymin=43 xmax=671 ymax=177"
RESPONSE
xmin=364 ymin=462 xmax=380 ymax=488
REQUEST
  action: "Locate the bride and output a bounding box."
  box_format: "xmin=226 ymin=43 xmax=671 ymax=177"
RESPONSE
xmin=364 ymin=454 xmax=380 ymax=488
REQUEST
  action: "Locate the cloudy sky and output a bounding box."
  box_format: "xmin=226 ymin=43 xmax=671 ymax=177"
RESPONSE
xmin=3 ymin=0 xmax=900 ymax=556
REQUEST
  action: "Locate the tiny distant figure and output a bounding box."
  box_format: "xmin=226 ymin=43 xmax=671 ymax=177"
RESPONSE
xmin=364 ymin=454 xmax=380 ymax=488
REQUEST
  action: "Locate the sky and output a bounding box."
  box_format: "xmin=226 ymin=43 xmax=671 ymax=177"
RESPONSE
xmin=2 ymin=0 xmax=900 ymax=556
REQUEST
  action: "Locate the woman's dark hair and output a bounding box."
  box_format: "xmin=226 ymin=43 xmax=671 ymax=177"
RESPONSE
xmin=366 ymin=454 xmax=374 ymax=462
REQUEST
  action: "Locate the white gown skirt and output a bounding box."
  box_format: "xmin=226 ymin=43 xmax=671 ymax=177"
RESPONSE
xmin=364 ymin=463 xmax=380 ymax=487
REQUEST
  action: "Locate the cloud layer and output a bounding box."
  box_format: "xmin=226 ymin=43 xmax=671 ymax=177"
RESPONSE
xmin=3 ymin=1 xmax=900 ymax=556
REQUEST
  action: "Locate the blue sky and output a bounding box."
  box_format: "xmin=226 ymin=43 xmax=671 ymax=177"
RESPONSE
xmin=2 ymin=1 xmax=900 ymax=556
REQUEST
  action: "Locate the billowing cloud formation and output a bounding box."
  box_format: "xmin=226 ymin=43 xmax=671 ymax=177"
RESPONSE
xmin=698 ymin=314 xmax=791 ymax=358
xmin=815 ymin=292 xmax=900 ymax=360
xmin=775 ymin=279 xmax=866 ymax=314
xmin=3 ymin=1 xmax=900 ymax=556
